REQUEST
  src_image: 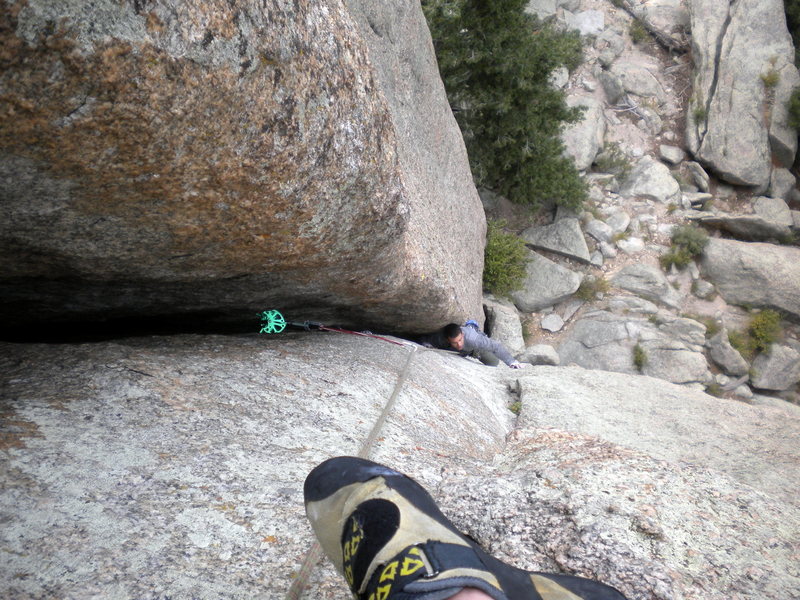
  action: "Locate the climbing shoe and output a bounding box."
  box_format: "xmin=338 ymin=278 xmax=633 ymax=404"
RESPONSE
xmin=304 ymin=456 xmax=629 ymax=600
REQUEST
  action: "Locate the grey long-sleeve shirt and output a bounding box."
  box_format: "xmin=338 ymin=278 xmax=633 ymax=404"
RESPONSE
xmin=458 ymin=326 xmax=516 ymax=366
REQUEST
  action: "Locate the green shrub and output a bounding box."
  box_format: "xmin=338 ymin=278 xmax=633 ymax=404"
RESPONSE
xmin=761 ymin=69 xmax=780 ymax=88
xmin=671 ymin=224 xmax=709 ymax=255
xmin=593 ymin=142 xmax=632 ymax=179
xmin=659 ymin=246 xmax=694 ymax=270
xmin=660 ymin=225 xmax=708 ymax=271
xmin=612 ymin=231 xmax=630 ymax=243
xmin=728 ymin=309 xmax=783 ymax=359
xmin=788 ymin=88 xmax=800 ymax=129
xmin=422 ymin=0 xmax=587 ymax=211
xmin=509 ymin=400 xmax=522 ymax=415
xmin=629 ymin=20 xmax=649 ymax=44
xmin=705 ymin=383 xmax=724 ymax=398
xmin=575 ymin=276 xmax=610 ymax=301
xmin=692 ymin=102 xmax=707 ymax=123
xmin=728 ymin=329 xmax=752 ymax=360
xmin=748 ymin=309 xmax=782 ymax=353
xmin=632 ymin=343 xmax=647 ymax=372
xmin=483 ymin=220 xmax=528 ymax=296
xmin=703 ymin=318 xmax=721 ymax=338
xmin=788 ymin=0 xmax=800 ymax=61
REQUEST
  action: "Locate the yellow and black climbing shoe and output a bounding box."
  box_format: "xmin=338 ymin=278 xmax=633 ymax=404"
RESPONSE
xmin=304 ymin=456 xmax=629 ymax=600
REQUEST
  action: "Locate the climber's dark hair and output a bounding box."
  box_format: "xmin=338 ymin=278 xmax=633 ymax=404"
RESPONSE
xmin=443 ymin=323 xmax=462 ymax=340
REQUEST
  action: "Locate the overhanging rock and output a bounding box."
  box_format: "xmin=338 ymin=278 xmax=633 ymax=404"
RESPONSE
xmin=0 ymin=0 xmax=484 ymax=333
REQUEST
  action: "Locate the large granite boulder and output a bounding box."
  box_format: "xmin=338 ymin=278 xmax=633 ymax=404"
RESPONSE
xmin=695 ymin=197 xmax=794 ymax=241
xmin=609 ymin=58 xmax=669 ymax=105
xmin=686 ymin=0 xmax=800 ymax=189
xmin=751 ymin=344 xmax=800 ymax=391
xmin=520 ymin=217 xmax=592 ymax=263
xmin=0 ymin=334 xmax=512 ymax=599
xmin=483 ymin=294 xmax=526 ymax=357
xmin=510 ymin=250 xmax=583 ymax=313
xmin=700 ymin=238 xmax=800 ymax=320
xmin=612 ymin=0 xmax=690 ymax=51
xmin=611 ymin=263 xmax=682 ymax=309
xmin=619 ymin=155 xmax=681 ymax=204
xmin=707 ymin=326 xmax=750 ymax=377
xmin=558 ymin=309 xmax=711 ymax=384
xmin=2 ymin=336 xmax=797 ymax=599
xmin=0 ymin=0 xmax=484 ymax=333
xmin=560 ymin=94 xmax=606 ymax=172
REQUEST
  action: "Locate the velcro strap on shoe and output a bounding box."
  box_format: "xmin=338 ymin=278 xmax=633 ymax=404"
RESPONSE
xmin=419 ymin=541 xmax=489 ymax=575
xmin=360 ymin=542 xmax=506 ymax=600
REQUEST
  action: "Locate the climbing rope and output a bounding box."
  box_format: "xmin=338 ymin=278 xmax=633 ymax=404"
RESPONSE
xmin=285 ymin=343 xmax=422 ymax=600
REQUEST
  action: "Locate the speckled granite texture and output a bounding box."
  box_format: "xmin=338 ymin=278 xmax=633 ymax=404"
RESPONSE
xmin=0 ymin=0 xmax=484 ymax=332
xmin=1 ymin=334 xmax=798 ymax=599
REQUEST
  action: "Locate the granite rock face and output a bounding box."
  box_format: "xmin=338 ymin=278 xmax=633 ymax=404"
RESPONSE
xmin=611 ymin=263 xmax=681 ymax=309
xmin=686 ymin=0 xmax=800 ymax=189
xmin=511 ymin=250 xmax=583 ymax=312
xmin=483 ymin=294 xmax=526 ymax=357
xmin=0 ymin=334 xmax=513 ymax=600
xmin=560 ymin=94 xmax=606 ymax=171
xmin=0 ymin=0 xmax=484 ymax=333
xmin=619 ymin=155 xmax=680 ymax=204
xmin=696 ymin=197 xmax=794 ymax=241
xmin=521 ymin=217 xmax=592 ymax=263
xmin=2 ymin=336 xmax=798 ymax=600
xmin=558 ymin=309 xmax=712 ymax=384
xmin=700 ymin=238 xmax=800 ymax=320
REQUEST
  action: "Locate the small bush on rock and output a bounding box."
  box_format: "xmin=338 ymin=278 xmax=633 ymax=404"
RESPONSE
xmin=748 ymin=309 xmax=782 ymax=353
xmin=483 ymin=220 xmax=528 ymax=297
xmin=671 ymin=224 xmax=709 ymax=255
xmin=728 ymin=309 xmax=783 ymax=359
xmin=629 ymin=20 xmax=650 ymax=44
xmin=660 ymin=224 xmax=708 ymax=271
xmin=633 ymin=343 xmax=647 ymax=372
xmin=659 ymin=247 xmax=694 ymax=270
xmin=760 ymin=68 xmax=780 ymax=89
xmin=728 ymin=329 xmax=752 ymax=360
xmin=575 ymin=276 xmax=610 ymax=301
xmin=787 ymin=88 xmax=800 ymax=129
xmin=692 ymin=100 xmax=707 ymax=123
xmin=594 ymin=142 xmax=632 ymax=179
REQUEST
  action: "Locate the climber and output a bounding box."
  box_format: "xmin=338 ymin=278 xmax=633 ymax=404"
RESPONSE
xmin=420 ymin=322 xmax=523 ymax=368
xmin=304 ymin=456 xmax=630 ymax=600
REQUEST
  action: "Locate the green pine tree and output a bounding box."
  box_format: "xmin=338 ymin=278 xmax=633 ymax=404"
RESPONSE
xmin=422 ymin=0 xmax=587 ymax=210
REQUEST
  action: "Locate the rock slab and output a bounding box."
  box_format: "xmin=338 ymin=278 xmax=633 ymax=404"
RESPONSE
xmin=1 ymin=337 xmax=798 ymax=600
xmin=701 ymin=238 xmax=800 ymax=320
xmin=686 ymin=0 xmax=800 ymax=188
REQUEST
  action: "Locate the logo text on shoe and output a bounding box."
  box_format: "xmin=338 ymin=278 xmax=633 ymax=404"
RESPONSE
xmin=343 ymin=519 xmax=364 ymax=589
xmin=366 ymin=546 xmax=426 ymax=600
